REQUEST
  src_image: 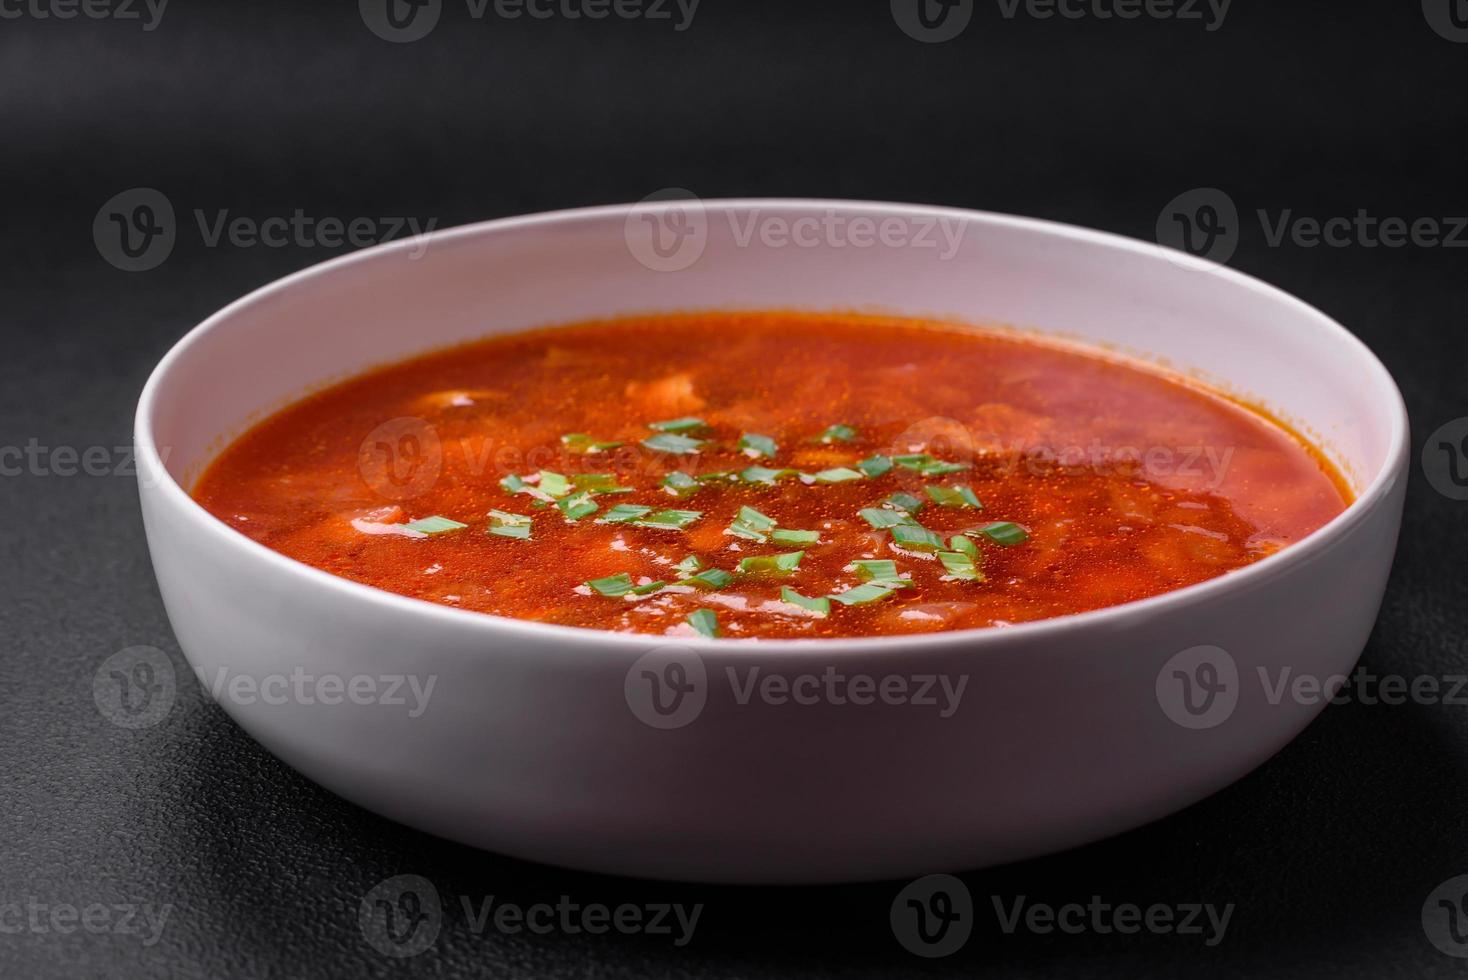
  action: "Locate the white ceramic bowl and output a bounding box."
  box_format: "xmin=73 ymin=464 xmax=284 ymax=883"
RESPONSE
xmin=135 ymin=200 xmax=1408 ymax=883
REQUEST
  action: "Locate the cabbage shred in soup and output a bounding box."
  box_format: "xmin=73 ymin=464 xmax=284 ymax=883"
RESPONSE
xmin=192 ymin=312 xmax=1350 ymax=639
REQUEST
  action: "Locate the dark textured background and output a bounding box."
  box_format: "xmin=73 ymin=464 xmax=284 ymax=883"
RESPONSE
xmin=4 ymin=0 xmax=1467 ymax=976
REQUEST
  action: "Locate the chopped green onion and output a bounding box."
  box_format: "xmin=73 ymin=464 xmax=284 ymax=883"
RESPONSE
xmin=556 ymin=491 xmax=599 ymax=521
xmin=829 ymin=582 xmax=903 ymax=606
xmin=771 ymin=528 xmax=820 ymax=545
xmin=402 ymin=515 xmax=467 ymax=535
xmin=599 ymin=503 xmax=653 ymax=524
xmin=631 ymin=580 xmax=668 ymax=595
xmin=738 ymin=432 xmax=778 ymax=459
xmin=587 ymin=573 xmax=634 ymax=596
xmin=642 ymin=433 xmax=706 ymax=455
xmin=852 ymin=559 xmax=899 ymax=581
xmin=949 ymin=534 xmax=978 ymax=558
xmin=487 ymin=509 xmax=533 ymax=540
xmin=536 ymin=470 xmax=572 ymax=498
xmin=891 ymin=523 xmax=946 ymax=552
xmin=561 ymin=433 xmax=623 ymax=453
xmin=780 ymin=587 xmax=831 ymax=616
xmin=737 ymin=550 xmax=804 ymax=575
xmin=632 ymin=509 xmax=703 ymax=530
xmin=856 ymin=454 xmax=892 ymax=478
xmin=501 ymin=473 xmax=555 ymax=503
xmin=687 ymin=608 xmax=719 ymax=637
xmin=859 ymin=507 xmax=916 ymax=529
xmin=727 ymin=505 xmax=777 ymax=542
xmin=885 ymin=491 xmax=926 ymax=513
xmin=894 ymin=453 xmax=970 ymax=476
xmin=813 ymin=467 xmax=864 ymax=484
xmin=925 ymin=484 xmax=983 ymax=509
xmin=978 ymin=521 xmax=1030 ymax=546
xmin=682 ymin=568 xmax=735 ymax=590
xmin=697 ymin=470 xmax=739 ymax=484
xmin=574 ymin=473 xmax=634 ymax=495
xmin=739 ymin=465 xmax=800 ymax=485
xmin=649 ymin=417 xmax=707 ymax=433
xmin=819 ymin=424 xmax=858 ymax=443
xmin=662 ymin=470 xmax=701 ymax=498
xmin=938 ymin=550 xmax=983 ymax=581
xmin=674 ymin=554 xmax=705 ymax=576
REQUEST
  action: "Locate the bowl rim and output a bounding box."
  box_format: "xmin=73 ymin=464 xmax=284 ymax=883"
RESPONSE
xmin=134 ymin=198 xmax=1410 ymax=655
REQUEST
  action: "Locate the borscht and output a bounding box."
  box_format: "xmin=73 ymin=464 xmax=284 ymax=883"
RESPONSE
xmin=192 ymin=312 xmax=1349 ymax=638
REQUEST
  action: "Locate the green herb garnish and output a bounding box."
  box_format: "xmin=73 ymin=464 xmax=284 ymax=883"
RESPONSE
xmin=852 ymin=559 xmax=904 ymax=583
xmin=681 ymin=568 xmax=735 ymax=590
xmin=938 ymin=550 xmax=983 ymax=581
xmin=977 ymin=521 xmax=1030 ymax=546
xmin=737 ymin=550 xmax=804 ymax=575
xmin=885 ymin=491 xmax=925 ymax=513
xmin=829 ymin=582 xmax=903 ymax=606
xmin=674 ymin=554 xmax=705 ymax=576
xmin=687 ymin=608 xmax=719 ymax=637
xmin=859 ymin=507 xmax=916 ymax=529
xmin=894 ymin=453 xmax=970 ymax=476
xmin=662 ymin=470 xmax=701 ymax=498
xmin=561 ymin=433 xmax=623 ymax=453
xmin=649 ymin=417 xmax=707 ymax=433
xmin=599 ymin=503 xmax=653 ymax=524
xmin=925 ymin=484 xmax=983 ymax=509
xmin=537 ymin=470 xmax=572 ymax=498
xmin=891 ymin=523 xmax=946 ymax=552
xmin=727 ymin=505 xmax=777 ymax=542
xmin=574 ymin=473 xmax=634 ymax=495
xmin=738 ymin=433 xmax=778 ymax=459
xmin=949 ymin=534 xmax=978 ymax=558
xmin=587 ymin=572 xmax=666 ymax=597
xmin=642 ymin=433 xmax=706 ymax=455
xmin=819 ymin=424 xmax=858 ymax=443
xmin=739 ymin=465 xmax=800 ymax=485
xmin=487 ymin=509 xmax=533 ymax=540
xmin=403 ymin=515 xmax=467 ymax=535
xmin=556 ymin=491 xmax=599 ymax=522
xmin=813 ymin=467 xmax=865 ymax=484
xmin=856 ymin=454 xmax=892 ymax=478
xmin=632 ymin=509 xmax=703 ymax=530
xmin=771 ymin=528 xmax=820 ymax=545
xmin=780 ymin=587 xmax=831 ymax=616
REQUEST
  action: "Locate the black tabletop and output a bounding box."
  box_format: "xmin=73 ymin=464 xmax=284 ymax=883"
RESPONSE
xmin=5 ymin=1 xmax=1468 ymax=976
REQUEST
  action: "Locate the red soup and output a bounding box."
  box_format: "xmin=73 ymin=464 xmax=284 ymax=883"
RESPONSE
xmin=193 ymin=312 xmax=1350 ymax=639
